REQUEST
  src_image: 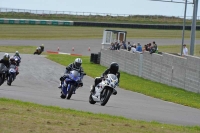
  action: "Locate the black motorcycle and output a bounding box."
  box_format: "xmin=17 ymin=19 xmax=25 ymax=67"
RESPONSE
xmin=0 ymin=63 xmax=8 ymax=86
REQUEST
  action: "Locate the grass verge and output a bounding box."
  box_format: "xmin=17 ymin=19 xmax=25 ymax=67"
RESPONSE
xmin=47 ymin=54 xmax=200 ymax=109
xmin=0 ymin=46 xmax=46 ymax=55
xmin=0 ymin=24 xmax=200 ymax=39
xmin=1 ymin=98 xmax=200 ymax=133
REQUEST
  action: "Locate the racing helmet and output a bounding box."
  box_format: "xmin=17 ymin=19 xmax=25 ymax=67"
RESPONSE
xmin=109 ymin=62 xmax=119 ymax=74
xmin=3 ymin=53 xmax=10 ymax=61
xmin=74 ymin=58 xmax=82 ymax=68
xmin=10 ymin=57 xmax=15 ymax=63
xmin=15 ymin=51 xmax=19 ymax=56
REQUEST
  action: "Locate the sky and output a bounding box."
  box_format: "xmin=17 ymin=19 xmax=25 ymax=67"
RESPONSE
xmin=0 ymin=0 xmax=198 ymax=18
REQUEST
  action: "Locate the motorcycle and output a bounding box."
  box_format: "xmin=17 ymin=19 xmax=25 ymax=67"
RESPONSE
xmin=0 ymin=63 xmax=8 ymax=86
xmin=61 ymin=70 xmax=86 ymax=99
xmin=13 ymin=56 xmax=21 ymax=66
xmin=7 ymin=64 xmax=17 ymax=86
xmin=89 ymin=74 xmax=118 ymax=106
xmin=34 ymin=47 xmax=43 ymax=55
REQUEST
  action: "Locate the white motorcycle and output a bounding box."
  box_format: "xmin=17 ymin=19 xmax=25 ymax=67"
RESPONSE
xmin=89 ymin=74 xmax=118 ymax=106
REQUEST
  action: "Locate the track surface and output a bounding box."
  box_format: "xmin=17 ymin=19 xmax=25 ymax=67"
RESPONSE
xmin=1 ymin=39 xmax=200 ymax=126
xmin=1 ymin=53 xmax=200 ymax=126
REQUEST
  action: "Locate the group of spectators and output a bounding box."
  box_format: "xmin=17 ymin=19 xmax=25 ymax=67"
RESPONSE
xmin=109 ymin=41 xmax=158 ymax=54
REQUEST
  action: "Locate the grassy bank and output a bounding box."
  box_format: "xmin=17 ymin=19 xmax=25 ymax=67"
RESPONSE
xmin=1 ymin=24 xmax=200 ymax=39
xmin=1 ymin=98 xmax=200 ymax=133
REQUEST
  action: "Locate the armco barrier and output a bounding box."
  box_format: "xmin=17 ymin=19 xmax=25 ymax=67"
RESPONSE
xmin=0 ymin=18 xmax=74 ymax=26
xmin=100 ymin=49 xmax=200 ymax=93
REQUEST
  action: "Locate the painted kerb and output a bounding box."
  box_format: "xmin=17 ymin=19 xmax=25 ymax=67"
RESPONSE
xmin=100 ymin=49 xmax=200 ymax=93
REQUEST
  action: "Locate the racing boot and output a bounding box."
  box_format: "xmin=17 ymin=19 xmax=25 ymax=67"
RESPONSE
xmin=113 ymin=89 xmax=117 ymax=95
xmin=60 ymin=94 xmax=66 ymax=99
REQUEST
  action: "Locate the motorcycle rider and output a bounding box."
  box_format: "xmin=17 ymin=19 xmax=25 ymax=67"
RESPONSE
xmin=40 ymin=44 xmax=44 ymax=52
xmin=90 ymin=62 xmax=120 ymax=95
xmin=0 ymin=53 xmax=10 ymax=79
xmin=59 ymin=58 xmax=85 ymax=98
xmin=9 ymin=57 xmax=19 ymax=76
xmin=14 ymin=51 xmax=21 ymax=59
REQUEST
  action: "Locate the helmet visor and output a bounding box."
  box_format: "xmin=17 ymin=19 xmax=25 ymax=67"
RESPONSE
xmin=75 ymin=62 xmax=81 ymax=68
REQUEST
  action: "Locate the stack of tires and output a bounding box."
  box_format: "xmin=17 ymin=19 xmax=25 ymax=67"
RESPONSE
xmin=90 ymin=52 xmax=101 ymax=64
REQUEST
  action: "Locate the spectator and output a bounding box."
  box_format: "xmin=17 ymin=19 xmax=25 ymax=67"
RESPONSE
xmin=143 ymin=45 xmax=147 ymax=52
xmin=182 ymin=44 xmax=188 ymax=56
xmin=121 ymin=41 xmax=127 ymax=50
xmin=131 ymin=44 xmax=136 ymax=53
xmin=127 ymin=42 xmax=132 ymax=51
xmin=136 ymin=42 xmax=142 ymax=52
xmin=109 ymin=42 xmax=115 ymax=50
xmin=114 ymin=41 xmax=120 ymax=50
xmin=149 ymin=41 xmax=158 ymax=54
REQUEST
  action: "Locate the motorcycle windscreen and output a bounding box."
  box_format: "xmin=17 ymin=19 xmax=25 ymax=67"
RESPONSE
xmin=110 ymin=74 xmax=117 ymax=80
xmin=10 ymin=64 xmax=16 ymax=69
xmin=70 ymin=70 xmax=81 ymax=80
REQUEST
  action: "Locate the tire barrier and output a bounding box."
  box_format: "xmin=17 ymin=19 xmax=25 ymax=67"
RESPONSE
xmin=74 ymin=21 xmax=200 ymax=30
xmin=0 ymin=18 xmax=73 ymax=26
xmin=90 ymin=53 xmax=95 ymax=63
xmin=90 ymin=52 xmax=100 ymax=64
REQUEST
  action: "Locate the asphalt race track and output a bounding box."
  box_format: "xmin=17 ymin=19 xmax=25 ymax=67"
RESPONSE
xmin=1 ymin=52 xmax=200 ymax=126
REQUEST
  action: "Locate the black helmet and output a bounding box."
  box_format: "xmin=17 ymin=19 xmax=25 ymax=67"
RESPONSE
xmin=109 ymin=62 xmax=119 ymax=74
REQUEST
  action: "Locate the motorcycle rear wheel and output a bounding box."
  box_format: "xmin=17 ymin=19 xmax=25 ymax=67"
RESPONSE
xmin=100 ymin=88 xmax=112 ymax=106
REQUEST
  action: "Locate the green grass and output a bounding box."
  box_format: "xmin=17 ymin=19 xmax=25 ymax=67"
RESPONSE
xmin=1 ymin=24 xmax=200 ymax=39
xmin=0 ymin=46 xmax=37 ymax=54
xmin=1 ymin=12 xmax=200 ymax=25
xmin=47 ymin=54 xmax=200 ymax=109
xmin=1 ymin=98 xmax=200 ymax=133
xmin=158 ymin=45 xmax=200 ymax=57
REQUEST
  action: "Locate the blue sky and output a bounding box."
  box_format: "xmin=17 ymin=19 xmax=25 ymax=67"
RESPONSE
xmin=0 ymin=0 xmax=198 ymax=17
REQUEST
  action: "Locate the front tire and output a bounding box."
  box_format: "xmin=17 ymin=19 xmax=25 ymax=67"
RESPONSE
xmin=67 ymin=85 xmax=74 ymax=99
xmin=89 ymin=93 xmax=96 ymax=104
xmin=100 ymin=88 xmax=112 ymax=106
xmin=7 ymin=75 xmax=13 ymax=86
xmin=0 ymin=74 xmax=3 ymax=86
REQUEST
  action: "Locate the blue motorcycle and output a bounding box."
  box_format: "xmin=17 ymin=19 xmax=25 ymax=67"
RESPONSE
xmin=61 ymin=70 xmax=86 ymax=99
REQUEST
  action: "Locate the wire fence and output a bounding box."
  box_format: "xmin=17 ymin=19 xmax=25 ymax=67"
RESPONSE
xmin=0 ymin=7 xmax=199 ymax=20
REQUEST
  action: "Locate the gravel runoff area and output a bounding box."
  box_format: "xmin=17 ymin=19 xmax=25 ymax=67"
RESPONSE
xmin=0 ymin=38 xmax=200 ymax=56
xmin=0 ymin=53 xmax=200 ymax=126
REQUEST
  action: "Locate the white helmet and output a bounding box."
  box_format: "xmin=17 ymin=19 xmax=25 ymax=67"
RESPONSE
xmin=74 ymin=58 xmax=82 ymax=68
xmin=3 ymin=53 xmax=10 ymax=60
xmin=15 ymin=51 xmax=19 ymax=56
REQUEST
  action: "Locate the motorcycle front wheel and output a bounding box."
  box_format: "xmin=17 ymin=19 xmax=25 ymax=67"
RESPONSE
xmin=67 ymin=85 xmax=74 ymax=99
xmin=100 ymin=88 xmax=112 ymax=106
xmin=7 ymin=74 xmax=13 ymax=86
